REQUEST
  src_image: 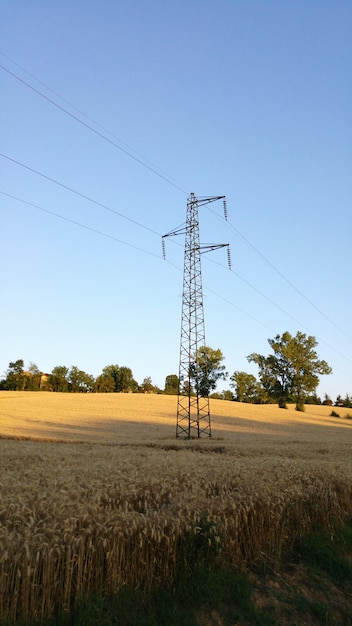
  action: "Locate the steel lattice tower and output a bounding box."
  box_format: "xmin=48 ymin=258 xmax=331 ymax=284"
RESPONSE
xmin=163 ymin=193 xmax=230 ymax=439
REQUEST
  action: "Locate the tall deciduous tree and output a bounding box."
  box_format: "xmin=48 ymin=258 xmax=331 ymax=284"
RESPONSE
xmin=247 ymin=331 xmax=332 ymax=410
xmin=100 ymin=365 xmax=138 ymax=393
xmin=190 ymin=346 xmax=227 ymax=398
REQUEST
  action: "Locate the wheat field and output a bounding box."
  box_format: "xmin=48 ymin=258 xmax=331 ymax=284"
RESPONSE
xmin=1 ymin=392 xmax=352 ymax=622
xmin=1 ymin=390 xmax=352 ymax=445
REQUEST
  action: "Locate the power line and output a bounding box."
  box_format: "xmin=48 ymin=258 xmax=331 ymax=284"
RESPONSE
xmin=2 ymin=148 xmax=350 ymax=365
xmin=206 ymin=204 xmax=352 ymax=345
xmin=2 ymin=189 xmax=275 ymax=334
xmin=203 ymin=283 xmax=351 ymax=376
xmin=203 ymin=255 xmax=352 ymax=366
xmin=0 ymin=190 xmax=162 ymax=260
xmin=203 ymin=284 xmax=276 ymax=334
xmin=228 ymin=218 xmax=352 ymax=342
xmin=0 ymin=152 xmax=187 ymax=265
xmin=0 ymin=51 xmax=189 ymax=195
xmin=0 ymin=152 xmax=160 ymax=237
xmin=2 ymin=187 xmax=352 ymax=369
xmin=0 ymin=187 xmax=302 ymax=340
xmin=0 ymin=62 xmax=189 ymax=195
xmin=3 ymin=54 xmax=349 ymax=349
xmin=1 ymin=59 xmax=350 ymax=394
xmin=2 ymin=147 xmax=322 ymax=342
xmin=1 ymin=56 xmax=350 ymax=364
xmin=203 ymin=253 xmax=309 ymax=329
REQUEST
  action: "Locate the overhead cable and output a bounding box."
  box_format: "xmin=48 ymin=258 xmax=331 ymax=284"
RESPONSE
xmin=0 ymin=190 xmax=162 ymax=260
xmin=0 ymin=189 xmax=303 ymax=342
xmin=1 ymin=54 xmax=348 ymax=345
xmin=206 ymin=205 xmax=352 ymax=345
xmin=1 ymin=57 xmax=350 ymax=363
xmin=0 ymin=62 xmax=189 ymax=195
xmin=0 ymin=152 xmax=160 ymax=236
xmin=205 ymin=255 xmax=352 ymax=366
xmin=0 ymin=51 xmax=189 ymax=195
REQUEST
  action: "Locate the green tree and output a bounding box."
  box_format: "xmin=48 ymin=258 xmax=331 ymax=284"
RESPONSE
xmin=4 ymin=359 xmax=25 ymax=390
xmin=48 ymin=366 xmax=69 ymax=392
xmin=164 ymin=374 xmax=179 ymax=395
xmin=230 ymin=371 xmax=264 ymax=403
xmin=101 ymin=365 xmax=138 ymax=393
xmin=68 ymin=366 xmax=95 ymax=393
xmin=247 ymin=331 xmax=332 ymax=410
xmin=190 ymin=346 xmax=228 ymax=398
xmin=95 ymin=372 xmax=115 ymax=393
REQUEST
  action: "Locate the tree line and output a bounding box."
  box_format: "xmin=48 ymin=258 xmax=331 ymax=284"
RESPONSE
xmin=0 ymin=362 xmax=166 ymax=395
xmin=1 ymin=331 xmax=349 ymax=410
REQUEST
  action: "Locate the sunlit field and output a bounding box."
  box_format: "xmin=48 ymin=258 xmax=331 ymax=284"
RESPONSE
xmin=1 ymin=392 xmax=352 ymax=623
xmin=1 ymin=390 xmax=352 ymax=446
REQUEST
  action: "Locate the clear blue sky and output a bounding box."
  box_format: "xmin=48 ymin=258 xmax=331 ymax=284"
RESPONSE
xmin=1 ymin=1 xmax=351 ymax=400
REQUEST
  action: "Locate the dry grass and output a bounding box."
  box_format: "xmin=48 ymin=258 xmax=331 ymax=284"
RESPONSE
xmin=1 ymin=392 xmax=352 ymax=623
xmin=1 ymin=390 xmax=351 ymax=444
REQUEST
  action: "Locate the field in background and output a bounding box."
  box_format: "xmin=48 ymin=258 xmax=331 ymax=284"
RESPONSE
xmin=1 ymin=392 xmax=352 ymax=623
xmin=1 ymin=390 xmax=352 ymax=446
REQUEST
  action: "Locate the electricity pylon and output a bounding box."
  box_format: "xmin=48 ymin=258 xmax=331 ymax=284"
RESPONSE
xmin=163 ymin=193 xmax=230 ymax=439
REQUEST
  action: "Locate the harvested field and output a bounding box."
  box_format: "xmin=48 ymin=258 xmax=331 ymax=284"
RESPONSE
xmin=1 ymin=392 xmax=352 ymax=623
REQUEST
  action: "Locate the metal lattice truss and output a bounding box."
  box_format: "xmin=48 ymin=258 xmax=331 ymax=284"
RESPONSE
xmin=163 ymin=193 xmax=230 ymax=439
